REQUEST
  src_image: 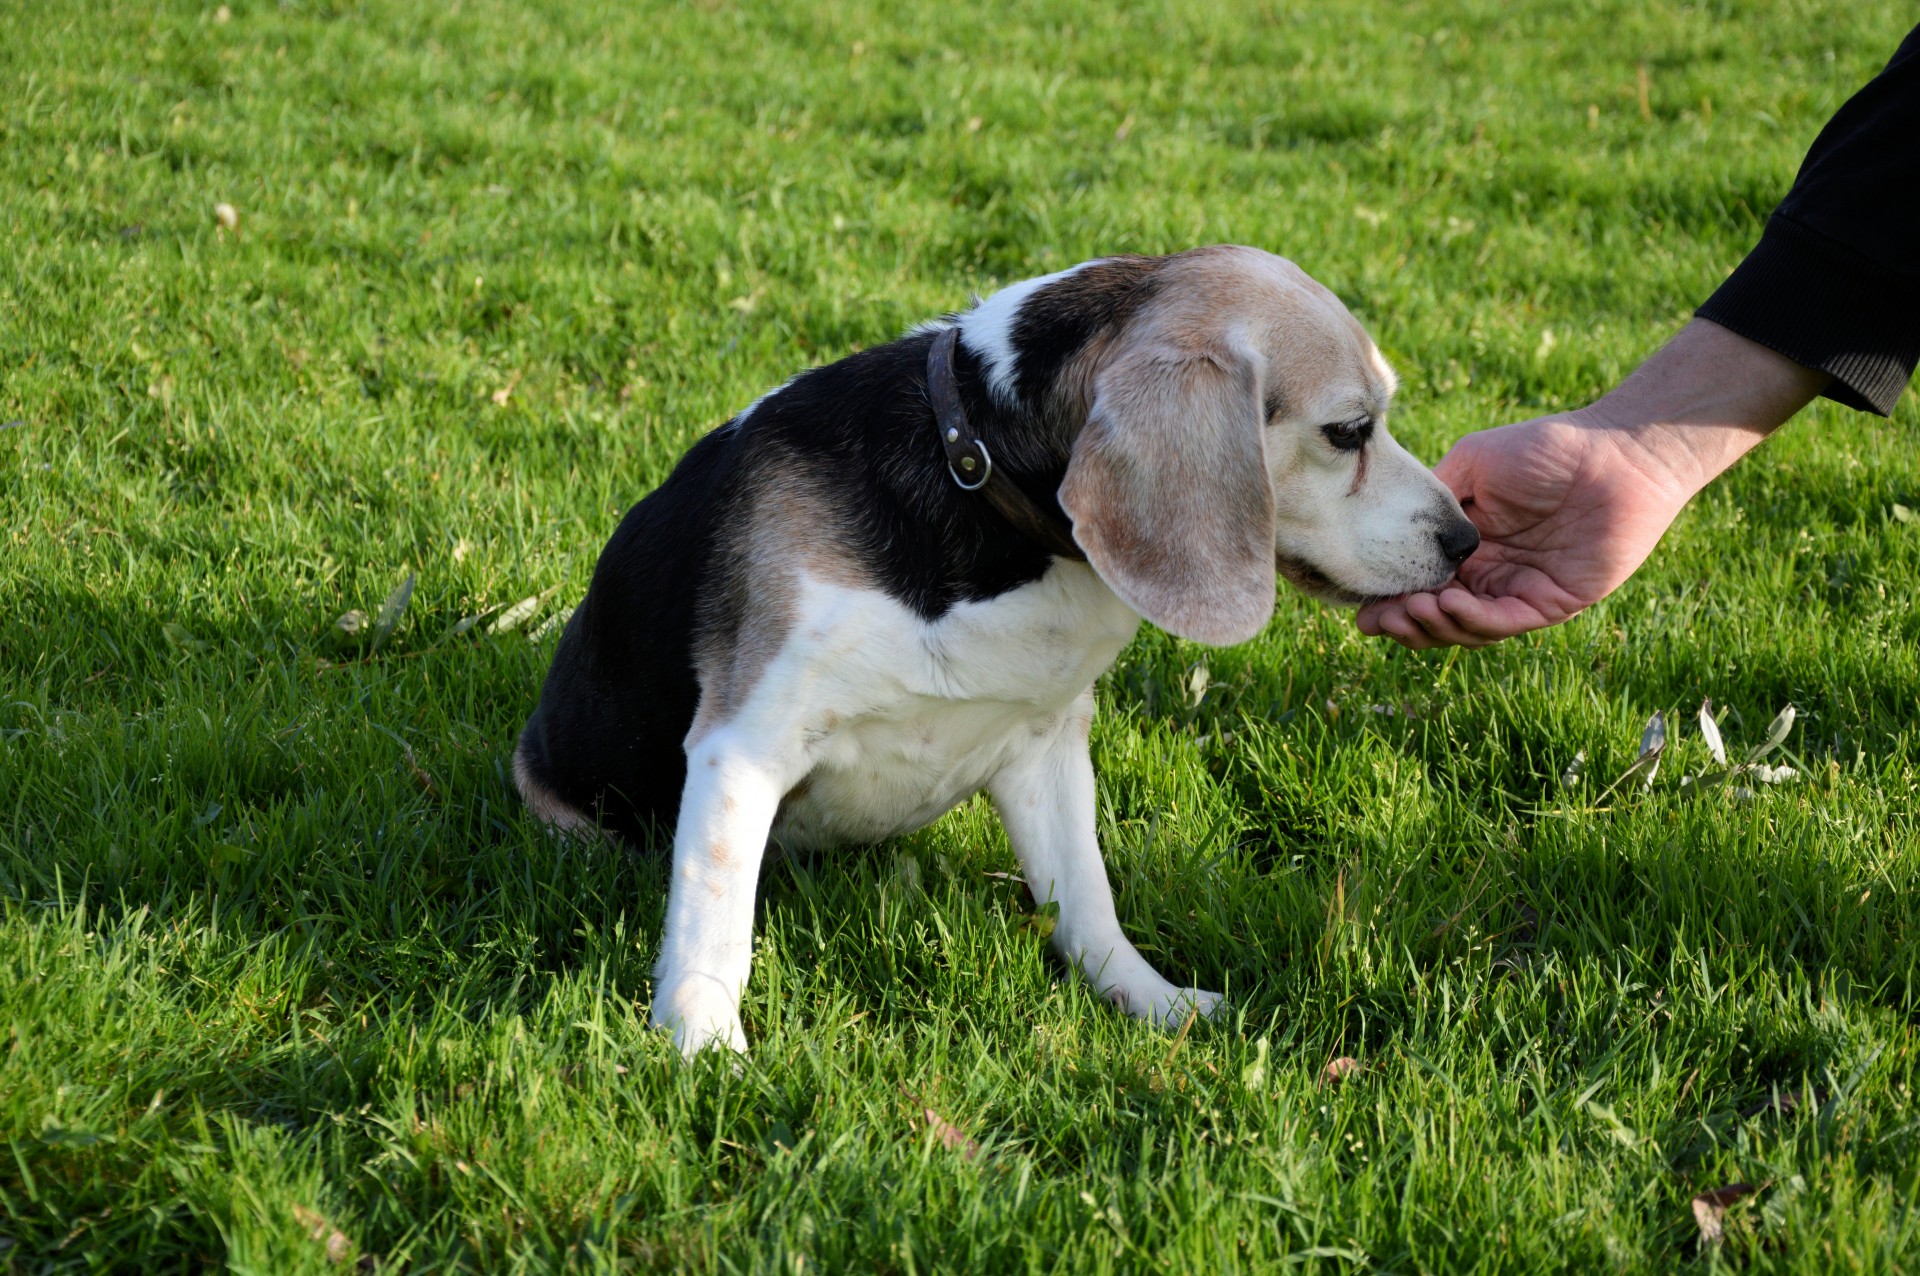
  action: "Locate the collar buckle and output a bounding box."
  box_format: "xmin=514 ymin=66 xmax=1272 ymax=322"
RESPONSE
xmin=926 ymin=327 xmax=1086 ymax=561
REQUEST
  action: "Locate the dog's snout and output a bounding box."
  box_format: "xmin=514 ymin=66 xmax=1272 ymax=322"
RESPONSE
xmin=1437 ymin=519 xmax=1480 ymax=566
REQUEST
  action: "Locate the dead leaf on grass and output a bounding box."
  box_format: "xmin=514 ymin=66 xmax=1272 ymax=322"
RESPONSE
xmin=369 ymin=571 xmax=415 ymax=654
xmin=291 ymin=1205 xmax=353 ymax=1262
xmin=1241 ymin=1037 xmax=1269 ymax=1091
xmin=900 ymin=1092 xmax=980 ymax=1161
xmin=1698 ymin=699 xmax=1727 ymax=767
xmin=924 ymin=1107 xmax=980 ymax=1158
xmin=1747 ymin=704 xmax=1796 ymax=764
xmin=161 ymin=621 xmax=209 ymax=653
xmin=488 ymin=594 xmax=543 ymax=634
xmin=442 ymin=606 xmax=502 ymax=640
xmin=1691 ymin=1183 xmax=1759 ymax=1247
xmin=1637 ymin=711 xmax=1666 ymax=788
xmin=527 ymin=606 xmax=574 ymax=642
xmin=1320 ymin=1056 xmax=1361 ymax=1086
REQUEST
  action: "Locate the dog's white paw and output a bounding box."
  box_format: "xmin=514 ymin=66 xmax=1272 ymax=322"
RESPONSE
xmin=1109 ymin=979 xmax=1225 ymax=1027
xmin=652 ymin=973 xmax=748 ymax=1059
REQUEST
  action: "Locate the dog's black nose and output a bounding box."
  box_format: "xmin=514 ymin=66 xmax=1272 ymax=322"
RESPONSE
xmin=1437 ymin=519 xmax=1480 ymax=565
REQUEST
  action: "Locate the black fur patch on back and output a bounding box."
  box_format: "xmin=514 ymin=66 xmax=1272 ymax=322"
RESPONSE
xmin=1008 ymin=255 xmax=1164 ymax=406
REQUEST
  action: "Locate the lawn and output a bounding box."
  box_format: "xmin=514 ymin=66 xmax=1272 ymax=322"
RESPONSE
xmin=4 ymin=0 xmax=1919 ymax=1270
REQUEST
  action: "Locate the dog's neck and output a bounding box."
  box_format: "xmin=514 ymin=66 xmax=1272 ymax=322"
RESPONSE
xmin=928 ymin=328 xmax=1085 ymax=562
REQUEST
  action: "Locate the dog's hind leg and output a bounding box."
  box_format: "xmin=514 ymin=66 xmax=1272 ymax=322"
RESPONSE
xmin=651 ymin=729 xmax=793 ymax=1057
xmin=987 ymin=691 xmax=1224 ymax=1027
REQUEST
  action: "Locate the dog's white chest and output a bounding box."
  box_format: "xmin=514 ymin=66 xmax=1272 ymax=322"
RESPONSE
xmin=758 ymin=563 xmax=1140 ymax=848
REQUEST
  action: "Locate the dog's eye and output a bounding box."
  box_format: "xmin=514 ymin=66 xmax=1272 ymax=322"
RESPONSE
xmin=1320 ymin=417 xmax=1373 ymax=451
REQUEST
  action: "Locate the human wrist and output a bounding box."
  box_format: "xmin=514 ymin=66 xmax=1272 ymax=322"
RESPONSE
xmin=1550 ymin=398 xmax=1732 ymax=504
xmin=1574 ymin=319 xmax=1828 ymax=498
xmin=1577 ymin=407 xmax=1765 ymax=500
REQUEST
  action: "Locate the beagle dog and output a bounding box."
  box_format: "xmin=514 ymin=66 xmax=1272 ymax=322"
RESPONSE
xmin=515 ymin=245 xmax=1479 ymax=1056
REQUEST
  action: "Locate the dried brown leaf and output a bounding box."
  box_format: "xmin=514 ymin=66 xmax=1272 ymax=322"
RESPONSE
xmin=922 ymin=1107 xmax=980 ymax=1160
xmin=291 ymin=1205 xmax=354 ymax=1262
xmin=1691 ymin=1183 xmax=1758 ymax=1246
xmin=1321 ymin=1056 xmax=1361 ymax=1086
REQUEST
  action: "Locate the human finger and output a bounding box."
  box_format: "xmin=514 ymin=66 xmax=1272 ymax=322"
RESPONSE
xmin=1402 ymin=591 xmax=1496 ymax=648
xmin=1432 ymin=585 xmax=1554 ymax=640
xmin=1354 ymin=597 xmax=1395 ymax=636
xmin=1356 ymin=596 xmax=1426 ymax=642
xmin=1430 ymin=433 xmax=1481 ymax=501
xmin=1372 ymin=599 xmax=1446 ymax=650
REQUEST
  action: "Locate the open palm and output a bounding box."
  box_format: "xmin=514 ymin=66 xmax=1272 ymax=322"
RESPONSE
xmin=1357 ymin=413 xmax=1695 ymax=648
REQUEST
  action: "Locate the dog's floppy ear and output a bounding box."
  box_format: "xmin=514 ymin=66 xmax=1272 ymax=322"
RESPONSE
xmin=1060 ymin=342 xmax=1276 ymax=646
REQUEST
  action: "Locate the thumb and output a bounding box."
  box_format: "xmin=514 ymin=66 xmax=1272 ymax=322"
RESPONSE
xmin=1431 ymin=433 xmax=1479 ymax=503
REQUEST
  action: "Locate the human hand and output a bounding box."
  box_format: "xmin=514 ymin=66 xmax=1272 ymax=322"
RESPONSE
xmin=1355 ymin=413 xmax=1695 ymax=647
xmin=1355 ymin=319 xmax=1828 ymax=650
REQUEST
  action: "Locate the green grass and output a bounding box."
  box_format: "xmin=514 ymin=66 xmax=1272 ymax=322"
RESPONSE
xmin=4 ymin=0 xmax=1919 ymax=1269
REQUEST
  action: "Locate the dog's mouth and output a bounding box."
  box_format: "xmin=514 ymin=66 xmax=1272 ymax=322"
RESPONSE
xmin=1275 ymin=552 xmax=1372 ymax=607
xmin=1275 ymin=552 xmax=1455 ymax=609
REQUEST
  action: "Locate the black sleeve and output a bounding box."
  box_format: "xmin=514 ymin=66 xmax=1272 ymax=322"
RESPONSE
xmin=1696 ymin=24 xmax=1920 ymax=416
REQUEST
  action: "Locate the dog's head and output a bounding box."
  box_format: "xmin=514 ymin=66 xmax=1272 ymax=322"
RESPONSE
xmin=965 ymin=245 xmax=1478 ymax=646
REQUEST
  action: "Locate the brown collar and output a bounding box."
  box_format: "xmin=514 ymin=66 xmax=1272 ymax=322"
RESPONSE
xmin=927 ymin=327 xmax=1087 ymax=562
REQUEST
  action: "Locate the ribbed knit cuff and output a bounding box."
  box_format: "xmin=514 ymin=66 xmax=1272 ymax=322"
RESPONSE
xmin=1696 ymin=215 xmax=1918 ymax=416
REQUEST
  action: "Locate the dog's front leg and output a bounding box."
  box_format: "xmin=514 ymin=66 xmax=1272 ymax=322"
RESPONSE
xmin=652 ymin=734 xmax=789 ymax=1057
xmin=988 ymin=695 xmax=1223 ymax=1026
